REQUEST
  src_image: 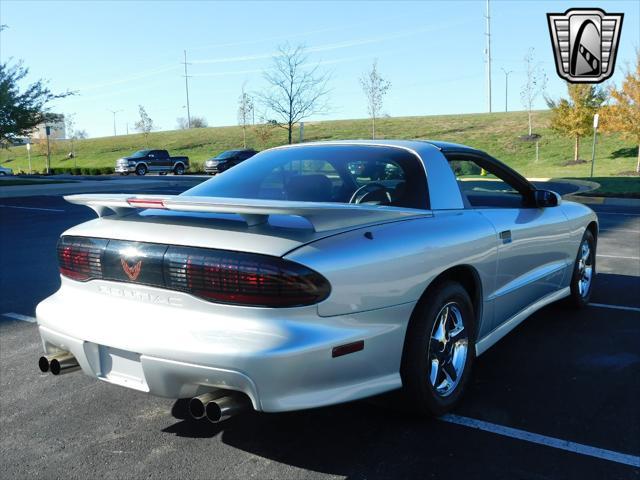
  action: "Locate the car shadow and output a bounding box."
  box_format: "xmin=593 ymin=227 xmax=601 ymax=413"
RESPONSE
xmin=163 ymin=393 xmax=469 ymax=478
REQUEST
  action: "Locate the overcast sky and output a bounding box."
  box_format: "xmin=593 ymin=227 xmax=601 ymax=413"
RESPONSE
xmin=1 ymin=0 xmax=638 ymax=138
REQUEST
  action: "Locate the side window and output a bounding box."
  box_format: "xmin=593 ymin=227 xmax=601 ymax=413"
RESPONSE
xmin=448 ymin=158 xmax=525 ymax=208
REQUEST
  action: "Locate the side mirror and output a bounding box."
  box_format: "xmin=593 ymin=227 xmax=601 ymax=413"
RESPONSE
xmin=533 ymin=189 xmax=561 ymax=208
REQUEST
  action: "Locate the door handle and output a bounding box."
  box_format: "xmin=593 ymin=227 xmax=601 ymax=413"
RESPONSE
xmin=499 ymin=230 xmax=512 ymax=244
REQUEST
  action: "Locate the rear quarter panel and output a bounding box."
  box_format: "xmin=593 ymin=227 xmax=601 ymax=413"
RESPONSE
xmin=285 ymin=211 xmax=498 ymax=337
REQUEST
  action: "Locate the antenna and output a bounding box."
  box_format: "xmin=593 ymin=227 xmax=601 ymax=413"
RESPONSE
xmin=485 ymin=0 xmax=492 ymax=112
xmin=182 ymin=50 xmax=192 ymax=129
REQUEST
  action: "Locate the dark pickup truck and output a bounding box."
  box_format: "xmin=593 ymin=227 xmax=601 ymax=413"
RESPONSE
xmin=115 ymin=149 xmax=189 ymax=176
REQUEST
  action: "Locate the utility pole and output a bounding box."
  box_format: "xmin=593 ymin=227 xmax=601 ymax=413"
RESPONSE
xmin=485 ymin=0 xmax=492 ymax=112
xmin=182 ymin=50 xmax=192 ymax=129
xmin=501 ymin=68 xmax=513 ymax=112
xmin=108 ymin=109 xmax=122 ymax=136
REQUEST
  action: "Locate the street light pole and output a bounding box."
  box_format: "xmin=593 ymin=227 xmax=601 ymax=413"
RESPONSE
xmin=108 ymin=109 xmax=122 ymax=136
xmin=182 ymin=50 xmax=192 ymax=129
xmin=501 ymin=68 xmax=513 ymax=112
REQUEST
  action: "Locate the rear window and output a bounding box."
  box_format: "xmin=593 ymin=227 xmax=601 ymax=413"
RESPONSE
xmin=183 ymin=145 xmax=428 ymax=209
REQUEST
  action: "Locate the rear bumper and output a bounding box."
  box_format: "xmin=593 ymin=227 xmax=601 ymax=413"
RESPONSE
xmin=36 ymin=278 xmax=412 ymax=412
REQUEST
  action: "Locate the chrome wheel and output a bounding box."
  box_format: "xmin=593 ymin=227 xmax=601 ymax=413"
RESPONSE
xmin=577 ymin=239 xmax=593 ymax=298
xmin=428 ymin=302 xmax=468 ymax=397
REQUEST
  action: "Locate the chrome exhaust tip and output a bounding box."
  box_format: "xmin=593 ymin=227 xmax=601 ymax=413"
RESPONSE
xmin=38 ymin=352 xmax=71 ymax=373
xmin=188 ymin=391 xmax=227 ymax=420
xmin=205 ymin=393 xmax=250 ymax=423
xmin=49 ymin=353 xmax=80 ymax=375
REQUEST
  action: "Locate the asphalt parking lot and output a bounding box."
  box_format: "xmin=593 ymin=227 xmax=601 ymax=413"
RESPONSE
xmin=0 ymin=178 xmax=638 ymax=479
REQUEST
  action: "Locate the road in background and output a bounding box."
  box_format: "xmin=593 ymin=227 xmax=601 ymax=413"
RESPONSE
xmin=0 ymin=179 xmax=638 ymax=479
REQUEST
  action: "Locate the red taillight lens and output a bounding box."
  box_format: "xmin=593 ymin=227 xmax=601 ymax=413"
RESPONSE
xmin=57 ymin=237 xmax=106 ymax=281
xmin=165 ymin=247 xmax=330 ymax=307
xmin=57 ymin=236 xmax=331 ymax=307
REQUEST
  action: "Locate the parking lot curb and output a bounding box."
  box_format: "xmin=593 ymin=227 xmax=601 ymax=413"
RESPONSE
xmin=565 ymin=195 xmax=640 ymax=207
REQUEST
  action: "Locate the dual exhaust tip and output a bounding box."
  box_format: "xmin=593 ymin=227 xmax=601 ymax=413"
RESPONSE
xmin=38 ymin=351 xmax=80 ymax=375
xmin=38 ymin=352 xmax=248 ymax=422
xmin=188 ymin=391 xmax=250 ymax=423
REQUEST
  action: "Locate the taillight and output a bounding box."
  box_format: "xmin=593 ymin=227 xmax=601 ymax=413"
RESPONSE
xmin=57 ymin=237 xmax=107 ymax=281
xmin=165 ymin=246 xmax=330 ymax=307
xmin=57 ymin=236 xmax=331 ymax=307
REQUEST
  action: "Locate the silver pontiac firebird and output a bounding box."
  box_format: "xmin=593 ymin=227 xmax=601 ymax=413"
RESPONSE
xmin=36 ymin=140 xmax=597 ymax=422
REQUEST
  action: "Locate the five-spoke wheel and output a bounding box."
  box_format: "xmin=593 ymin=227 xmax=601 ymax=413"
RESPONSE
xmin=567 ymin=229 xmax=596 ymax=307
xmin=401 ymin=281 xmax=475 ymax=415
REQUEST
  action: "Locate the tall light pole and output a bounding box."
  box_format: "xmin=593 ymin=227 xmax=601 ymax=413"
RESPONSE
xmin=182 ymin=50 xmax=192 ymax=129
xmin=501 ymin=68 xmax=513 ymax=112
xmin=485 ymin=0 xmax=492 ymax=112
xmin=108 ymin=109 xmax=122 ymax=136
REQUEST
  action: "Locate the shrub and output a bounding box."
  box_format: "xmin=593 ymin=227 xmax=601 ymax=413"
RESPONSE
xmin=72 ymin=167 xmax=82 ymax=175
xmin=190 ymin=161 xmax=204 ymax=173
xmin=101 ymin=167 xmax=113 ymax=175
xmin=80 ymin=167 xmax=92 ymax=175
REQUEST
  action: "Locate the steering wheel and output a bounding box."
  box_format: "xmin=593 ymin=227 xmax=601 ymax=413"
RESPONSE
xmin=349 ymin=182 xmax=392 ymax=205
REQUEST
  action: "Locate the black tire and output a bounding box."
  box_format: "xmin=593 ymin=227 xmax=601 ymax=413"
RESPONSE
xmin=566 ymin=229 xmax=596 ymax=308
xmin=173 ymin=164 xmax=185 ymax=175
xmin=135 ymin=164 xmax=147 ymax=176
xmin=401 ymin=281 xmax=476 ymax=416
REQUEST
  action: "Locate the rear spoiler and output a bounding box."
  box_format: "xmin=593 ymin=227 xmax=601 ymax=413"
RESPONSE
xmin=64 ymin=194 xmax=431 ymax=232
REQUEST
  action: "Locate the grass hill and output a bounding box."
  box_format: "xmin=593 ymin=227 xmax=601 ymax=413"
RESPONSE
xmin=1 ymin=110 xmax=638 ymax=180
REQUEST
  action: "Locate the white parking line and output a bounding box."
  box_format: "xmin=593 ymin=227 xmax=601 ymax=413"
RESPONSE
xmin=597 ymin=212 xmax=640 ymax=217
xmin=597 ymin=254 xmax=640 ymax=260
xmin=0 ymin=205 xmax=65 ymax=213
xmin=589 ymin=303 xmax=640 ymax=313
xmin=439 ymin=414 xmax=640 ymax=468
xmin=1 ymin=312 xmax=37 ymax=323
xmin=599 ymin=228 xmax=640 ymax=234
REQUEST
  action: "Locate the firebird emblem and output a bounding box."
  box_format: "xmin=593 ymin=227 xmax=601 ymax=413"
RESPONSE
xmin=121 ymin=258 xmax=142 ymax=281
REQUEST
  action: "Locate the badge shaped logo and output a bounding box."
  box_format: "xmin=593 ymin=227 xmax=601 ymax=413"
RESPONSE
xmin=121 ymin=258 xmax=142 ymax=281
xmin=547 ymin=8 xmax=623 ymax=83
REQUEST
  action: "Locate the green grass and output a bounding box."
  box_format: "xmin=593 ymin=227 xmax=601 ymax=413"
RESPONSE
xmin=0 ymin=178 xmax=75 ymax=186
xmin=1 ymin=110 xmax=638 ymax=181
xmin=575 ymin=177 xmax=640 ymax=198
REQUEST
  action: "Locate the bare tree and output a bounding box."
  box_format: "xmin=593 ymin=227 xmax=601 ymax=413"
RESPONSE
xmin=75 ymin=129 xmax=88 ymax=139
xmin=134 ymin=105 xmax=154 ymax=145
xmin=176 ymin=116 xmax=206 ymax=129
xmin=254 ymin=121 xmax=276 ymax=149
xmin=520 ymin=48 xmax=547 ymax=137
xmin=190 ymin=116 xmax=207 ymax=128
xmin=176 ymin=117 xmax=189 ymax=130
xmin=238 ymin=83 xmax=254 ymax=148
xmin=360 ymin=60 xmax=391 ymax=140
xmin=257 ymin=43 xmax=330 ymax=144
xmin=64 ymin=113 xmax=77 ymax=157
